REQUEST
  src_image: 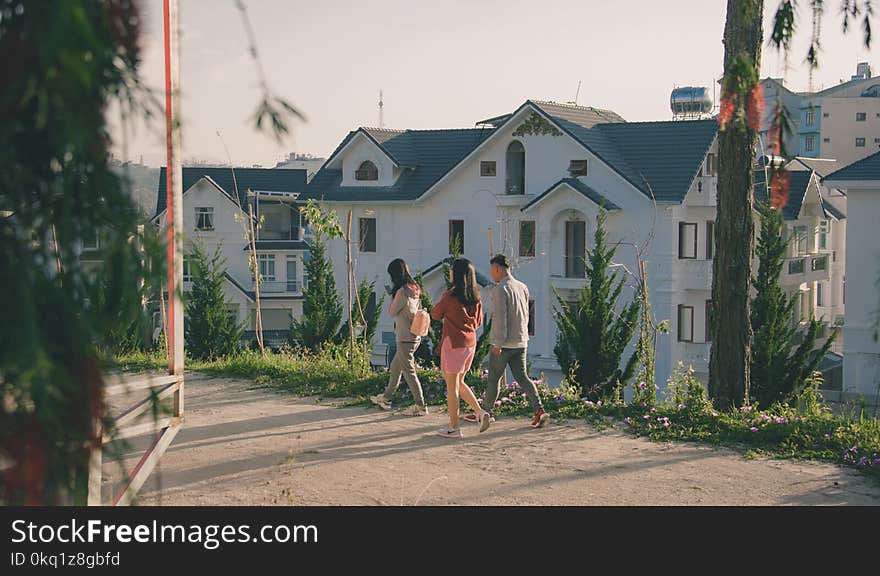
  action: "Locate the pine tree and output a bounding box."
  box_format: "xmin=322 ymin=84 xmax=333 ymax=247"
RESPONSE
xmin=750 ymin=204 xmax=837 ymax=406
xmin=553 ymin=210 xmax=640 ymax=399
xmin=184 ymin=243 xmax=243 ymax=360
xmin=289 ymin=235 xmax=343 ymax=351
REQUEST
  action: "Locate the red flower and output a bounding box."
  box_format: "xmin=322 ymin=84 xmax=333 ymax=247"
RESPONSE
xmin=768 ymin=121 xmax=781 ymax=156
xmin=747 ymin=82 xmax=764 ymax=131
xmin=770 ymin=170 xmax=790 ymax=210
xmin=718 ymin=92 xmax=736 ymax=127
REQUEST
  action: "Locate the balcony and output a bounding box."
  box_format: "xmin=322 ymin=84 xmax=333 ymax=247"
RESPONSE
xmin=679 ymin=341 xmax=710 ymax=373
xmin=254 ymin=280 xmax=300 ymax=295
xmin=678 ymin=259 xmax=713 ymax=291
xmin=780 ymin=253 xmax=830 ymax=286
xmin=257 ymin=226 xmax=303 ymax=242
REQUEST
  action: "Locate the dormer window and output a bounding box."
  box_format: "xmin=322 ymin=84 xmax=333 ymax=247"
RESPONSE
xmin=355 ymin=160 xmax=379 ymax=181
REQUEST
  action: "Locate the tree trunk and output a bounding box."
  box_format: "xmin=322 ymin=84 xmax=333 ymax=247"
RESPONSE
xmin=709 ymin=0 xmax=764 ymax=409
xmin=248 ymin=203 xmax=264 ymax=355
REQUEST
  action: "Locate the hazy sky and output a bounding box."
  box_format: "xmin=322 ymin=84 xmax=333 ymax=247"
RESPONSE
xmin=111 ymin=0 xmax=877 ymax=167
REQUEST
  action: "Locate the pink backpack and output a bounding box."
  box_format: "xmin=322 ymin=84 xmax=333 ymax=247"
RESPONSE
xmin=410 ymin=307 xmax=430 ymax=337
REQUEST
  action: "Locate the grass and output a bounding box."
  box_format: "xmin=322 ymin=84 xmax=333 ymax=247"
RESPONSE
xmin=112 ymin=349 xmax=880 ymax=481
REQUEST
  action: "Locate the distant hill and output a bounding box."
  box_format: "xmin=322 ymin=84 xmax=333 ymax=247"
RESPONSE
xmin=112 ymin=161 xmax=160 ymax=218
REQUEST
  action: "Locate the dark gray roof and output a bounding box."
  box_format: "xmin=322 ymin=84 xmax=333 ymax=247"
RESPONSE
xmin=155 ymin=167 xmax=307 ymax=217
xmin=823 ymin=150 xmax=880 ymax=182
xmin=245 ymin=240 xmax=311 ymax=251
xmin=422 ymin=258 xmax=493 ymax=287
xmin=307 ymin=100 xmax=717 ymax=206
xmin=223 ymin=272 xmax=254 ymax=302
xmin=822 ymin=198 xmax=846 ymax=220
xmin=754 ymin=169 xmax=815 ymax=220
xmin=304 ymin=128 xmax=495 ymax=202
xmin=522 ymin=178 xmax=620 ymax=212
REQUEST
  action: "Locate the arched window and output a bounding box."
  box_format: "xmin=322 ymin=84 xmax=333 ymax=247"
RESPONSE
xmin=355 ymin=160 xmax=379 ymax=181
xmin=505 ymin=141 xmax=525 ymax=195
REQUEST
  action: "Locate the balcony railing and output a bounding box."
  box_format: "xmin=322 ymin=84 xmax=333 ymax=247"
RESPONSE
xmin=258 ymin=227 xmax=302 ymax=241
xmin=255 ymin=280 xmax=299 ymax=294
xmin=811 ymin=254 xmax=828 ymax=272
xmin=788 ymin=258 xmax=806 ymax=275
xmin=781 ymin=253 xmax=830 ymax=285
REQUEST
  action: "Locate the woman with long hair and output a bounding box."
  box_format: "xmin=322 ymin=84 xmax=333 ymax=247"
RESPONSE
xmin=430 ymin=258 xmax=491 ymax=438
xmin=370 ymin=258 xmax=428 ymax=416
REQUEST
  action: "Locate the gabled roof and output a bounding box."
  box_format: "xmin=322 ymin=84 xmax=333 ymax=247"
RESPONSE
xmin=307 ymin=100 xmax=717 ymax=205
xmin=823 ymin=150 xmax=880 ymax=182
xmin=788 ymin=157 xmax=847 ymax=177
xmin=304 ymin=128 xmax=495 ymax=202
xmin=522 ymin=178 xmax=620 ymax=213
xmin=754 ymin=169 xmax=816 ymax=220
xmin=422 ymin=258 xmax=493 ymax=287
xmin=155 ymin=167 xmax=307 ymax=218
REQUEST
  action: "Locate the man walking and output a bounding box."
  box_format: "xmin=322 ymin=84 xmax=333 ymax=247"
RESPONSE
xmin=479 ymin=254 xmax=548 ymax=432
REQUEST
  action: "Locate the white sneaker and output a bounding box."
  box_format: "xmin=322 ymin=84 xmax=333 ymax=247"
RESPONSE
xmin=436 ymin=427 xmax=463 ymax=439
xmin=401 ymin=404 xmax=428 ymax=416
xmin=370 ymin=394 xmax=392 ymax=411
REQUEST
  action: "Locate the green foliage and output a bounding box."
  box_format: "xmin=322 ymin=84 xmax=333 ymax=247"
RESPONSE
xmin=336 ymin=277 xmax=385 ymax=351
xmin=471 ymin=317 xmax=493 ymax=376
xmin=413 ymin=272 xmax=443 ymax=368
xmin=511 ymin=111 xmax=563 ymax=137
xmin=0 ymin=0 xmax=164 ymax=504
xmin=289 ymin=235 xmax=343 ymax=351
xmin=184 ymin=243 xmax=243 ymax=360
xmin=553 ymin=210 xmax=640 ymax=399
xmin=750 ymin=205 xmax=837 ymax=407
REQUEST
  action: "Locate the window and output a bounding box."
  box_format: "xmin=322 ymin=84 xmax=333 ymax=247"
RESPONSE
xmin=358 ymin=217 xmax=377 ymax=253
xmin=793 ymin=226 xmax=807 ymax=256
xmin=678 ymin=222 xmax=697 ymax=259
xmin=564 ymin=220 xmax=586 ymax=278
xmin=505 ymin=140 xmax=525 ymax=195
xmin=805 ymin=134 xmax=815 ymax=152
xmin=816 ymin=281 xmax=825 ymax=307
xmin=257 ymin=253 xmax=275 ymax=282
xmin=705 ymin=300 xmax=713 ymax=342
xmin=528 ymin=300 xmax=536 ymax=336
xmin=286 ymin=256 xmax=298 ymax=292
xmin=678 ymin=305 xmax=694 ymax=342
xmin=705 ymin=220 xmax=715 ymax=260
xmin=818 ymin=219 xmax=829 ymax=250
xmin=856 ymin=112 xmax=867 ymax=122
xmin=822 ymin=112 xmax=829 ymax=118
xmin=182 ymin=258 xmax=192 ymax=282
xmin=355 ymin=160 xmax=378 ymax=181
xmin=568 ymin=159 xmax=588 ymax=176
xmin=449 ymin=219 xmax=464 ymax=254
xmin=519 ymin=220 xmax=536 ymax=257
xmin=226 ymin=304 xmax=239 ymax=325
xmin=823 ymin=137 xmax=831 ymax=143
xmin=875 ymin=138 xmax=880 ymax=144
xmin=856 ymin=137 xmax=866 ymax=147
xmin=805 ymin=109 xmax=816 ymax=126
xmin=705 ymin=153 xmax=717 ymax=176
xmin=82 ymin=228 xmax=99 ymax=250
xmin=480 ymin=161 xmax=497 ymax=177
xmin=195 ymin=207 xmax=214 ymax=231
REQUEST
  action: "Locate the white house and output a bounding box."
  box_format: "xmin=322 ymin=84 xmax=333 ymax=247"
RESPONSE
xmin=824 ymin=151 xmax=880 ymax=402
xmin=151 ymin=167 xmax=309 ymax=347
xmin=303 ymin=99 xmax=853 ymax=391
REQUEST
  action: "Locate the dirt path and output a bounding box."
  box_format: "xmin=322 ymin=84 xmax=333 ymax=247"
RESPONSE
xmin=104 ymin=372 xmax=880 ymax=506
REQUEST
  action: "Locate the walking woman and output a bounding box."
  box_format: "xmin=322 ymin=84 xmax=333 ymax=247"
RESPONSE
xmin=371 ymin=259 xmax=428 ymax=416
xmin=431 ymin=258 xmax=491 ymax=438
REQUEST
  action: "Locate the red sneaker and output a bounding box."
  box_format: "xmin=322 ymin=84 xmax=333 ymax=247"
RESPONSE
xmin=531 ymin=408 xmax=549 ymax=428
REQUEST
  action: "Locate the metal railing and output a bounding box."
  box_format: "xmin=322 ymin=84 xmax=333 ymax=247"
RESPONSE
xmin=255 ymin=280 xmax=299 ymax=293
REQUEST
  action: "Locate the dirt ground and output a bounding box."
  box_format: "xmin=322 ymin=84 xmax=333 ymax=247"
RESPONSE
xmin=103 ymin=372 xmax=880 ymax=506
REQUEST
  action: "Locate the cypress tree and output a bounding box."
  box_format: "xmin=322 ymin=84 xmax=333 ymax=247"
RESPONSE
xmin=289 ymin=235 xmax=343 ymax=350
xmin=750 ymin=204 xmax=837 ymax=406
xmin=185 ymin=243 xmax=243 ymax=360
xmin=553 ymin=209 xmax=640 ymax=399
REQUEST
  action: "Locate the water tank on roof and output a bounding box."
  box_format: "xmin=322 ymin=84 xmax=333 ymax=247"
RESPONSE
xmin=670 ymin=87 xmax=713 ymax=119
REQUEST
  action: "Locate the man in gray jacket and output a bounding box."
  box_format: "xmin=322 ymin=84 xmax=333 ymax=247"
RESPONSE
xmin=480 ymin=254 xmax=548 ymax=431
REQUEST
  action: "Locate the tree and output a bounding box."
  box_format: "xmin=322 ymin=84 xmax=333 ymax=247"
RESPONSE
xmin=553 ymin=210 xmax=640 ymax=399
xmin=413 ymin=272 xmax=443 ymax=367
xmin=337 ymin=277 xmax=385 ymax=351
xmin=750 ymin=204 xmax=836 ymax=406
xmin=184 ymin=243 xmax=243 ymax=360
xmin=289 ymin=234 xmax=343 ymax=350
xmin=710 ymin=1 xmax=876 ymax=410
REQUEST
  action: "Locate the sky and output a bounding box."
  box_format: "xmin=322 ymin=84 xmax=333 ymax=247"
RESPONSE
xmin=110 ymin=0 xmax=878 ymax=167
